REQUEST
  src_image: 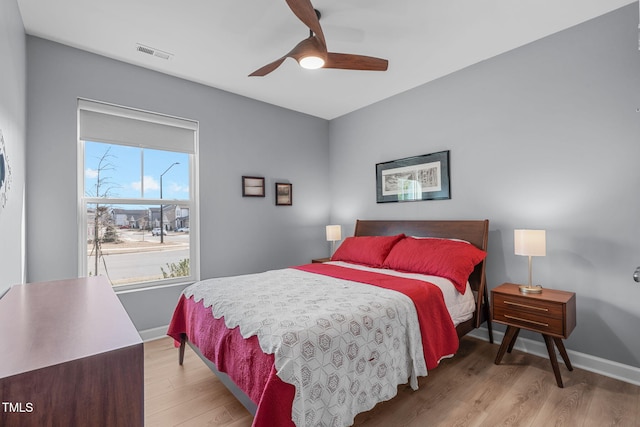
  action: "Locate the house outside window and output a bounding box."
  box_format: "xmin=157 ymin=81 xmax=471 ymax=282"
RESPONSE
xmin=78 ymin=99 xmax=199 ymax=289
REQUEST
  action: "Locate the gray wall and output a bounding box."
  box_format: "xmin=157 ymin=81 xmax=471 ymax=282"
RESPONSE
xmin=25 ymin=37 xmax=330 ymax=330
xmin=329 ymin=4 xmax=640 ymax=367
xmin=0 ymin=0 xmax=26 ymax=296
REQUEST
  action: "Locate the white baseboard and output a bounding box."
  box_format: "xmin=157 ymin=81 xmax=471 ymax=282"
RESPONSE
xmin=468 ymin=328 xmax=640 ymax=386
xmin=139 ymin=324 xmax=640 ymax=387
xmin=139 ymin=325 xmax=170 ymax=342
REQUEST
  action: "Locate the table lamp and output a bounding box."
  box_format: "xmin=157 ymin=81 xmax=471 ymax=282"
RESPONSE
xmin=514 ymin=229 xmax=546 ymax=294
xmin=326 ymin=225 xmax=342 ymax=256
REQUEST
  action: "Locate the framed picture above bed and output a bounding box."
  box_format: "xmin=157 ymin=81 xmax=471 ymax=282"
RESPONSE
xmin=376 ymin=150 xmax=450 ymax=203
xmin=275 ymin=182 xmax=292 ymax=206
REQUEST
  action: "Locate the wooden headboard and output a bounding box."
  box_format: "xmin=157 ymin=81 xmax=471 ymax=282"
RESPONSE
xmin=353 ymin=219 xmax=492 ymax=339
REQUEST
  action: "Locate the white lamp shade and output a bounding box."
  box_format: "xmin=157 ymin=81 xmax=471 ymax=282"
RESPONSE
xmin=326 ymin=225 xmax=342 ymax=242
xmin=514 ymin=229 xmax=546 ymax=257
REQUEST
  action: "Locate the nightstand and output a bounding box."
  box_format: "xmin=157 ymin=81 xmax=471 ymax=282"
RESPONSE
xmin=311 ymin=257 xmax=331 ymax=263
xmin=492 ymin=283 xmax=576 ymax=387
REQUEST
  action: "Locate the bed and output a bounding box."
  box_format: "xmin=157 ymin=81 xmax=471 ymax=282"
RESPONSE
xmin=167 ymin=219 xmax=493 ymax=427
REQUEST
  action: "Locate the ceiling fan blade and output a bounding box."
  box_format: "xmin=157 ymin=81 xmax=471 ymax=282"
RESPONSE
xmin=324 ymin=52 xmax=388 ymax=71
xmin=250 ymin=37 xmax=326 ymax=77
xmin=285 ymin=0 xmax=326 ymax=47
xmin=249 ymin=56 xmax=287 ymax=77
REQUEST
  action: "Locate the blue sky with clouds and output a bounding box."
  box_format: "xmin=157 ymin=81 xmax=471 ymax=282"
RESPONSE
xmin=85 ymin=141 xmax=189 ymax=200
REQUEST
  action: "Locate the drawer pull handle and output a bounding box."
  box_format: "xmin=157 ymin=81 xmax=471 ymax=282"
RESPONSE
xmin=503 ymin=314 xmax=549 ymax=327
xmin=504 ymin=300 xmax=548 ymax=312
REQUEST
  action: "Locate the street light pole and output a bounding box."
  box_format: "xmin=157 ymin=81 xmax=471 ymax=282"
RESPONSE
xmin=159 ymin=162 xmax=180 ymax=244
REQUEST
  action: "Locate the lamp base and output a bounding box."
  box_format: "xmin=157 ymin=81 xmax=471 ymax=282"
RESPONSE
xmin=519 ymin=285 xmax=543 ymax=294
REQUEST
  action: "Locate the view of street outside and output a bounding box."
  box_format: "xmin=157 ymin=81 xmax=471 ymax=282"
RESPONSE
xmin=88 ymin=228 xmax=189 ymax=286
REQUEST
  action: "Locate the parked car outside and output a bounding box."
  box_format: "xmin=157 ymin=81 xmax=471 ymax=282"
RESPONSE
xmin=151 ymin=228 xmax=166 ymax=236
xmin=177 ymin=227 xmax=190 ymax=233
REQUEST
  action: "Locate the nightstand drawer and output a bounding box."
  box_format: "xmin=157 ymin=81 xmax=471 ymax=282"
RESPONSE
xmin=493 ymin=294 xmax=564 ymax=319
xmin=493 ymin=304 xmax=565 ymax=336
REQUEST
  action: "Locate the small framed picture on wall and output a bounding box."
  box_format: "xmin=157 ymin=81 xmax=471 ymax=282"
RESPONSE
xmin=275 ymin=182 xmax=292 ymax=206
xmin=242 ymin=176 xmax=265 ymax=197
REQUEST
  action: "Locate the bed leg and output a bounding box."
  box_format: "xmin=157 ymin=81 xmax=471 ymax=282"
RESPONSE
xmin=483 ymin=287 xmax=494 ymax=344
xmin=179 ymin=333 xmax=186 ymax=366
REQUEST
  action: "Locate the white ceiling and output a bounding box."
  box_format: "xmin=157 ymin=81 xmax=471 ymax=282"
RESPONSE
xmin=17 ymin=0 xmax=634 ymax=120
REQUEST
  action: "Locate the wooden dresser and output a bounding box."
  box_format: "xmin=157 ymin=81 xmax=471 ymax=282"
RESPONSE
xmin=0 ymin=276 xmax=143 ymax=426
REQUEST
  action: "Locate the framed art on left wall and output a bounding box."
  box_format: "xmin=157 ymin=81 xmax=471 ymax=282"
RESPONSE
xmin=242 ymin=176 xmax=265 ymax=197
xmin=0 ymin=129 xmax=12 ymax=210
xmin=275 ymin=182 xmax=292 ymax=206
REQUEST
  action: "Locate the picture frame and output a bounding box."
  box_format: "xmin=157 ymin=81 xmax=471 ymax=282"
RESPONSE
xmin=275 ymin=182 xmax=292 ymax=206
xmin=0 ymin=128 xmax=11 ymax=210
xmin=242 ymin=176 xmax=265 ymax=197
xmin=375 ymin=150 xmax=450 ymax=203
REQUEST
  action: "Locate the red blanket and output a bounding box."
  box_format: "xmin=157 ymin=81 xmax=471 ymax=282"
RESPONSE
xmin=167 ymin=264 xmax=459 ymax=427
xmin=168 ymin=296 xmax=296 ymax=427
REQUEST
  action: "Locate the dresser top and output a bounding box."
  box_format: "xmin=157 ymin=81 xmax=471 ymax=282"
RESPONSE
xmin=492 ymin=282 xmax=575 ymax=304
xmin=0 ymin=276 xmax=142 ymax=379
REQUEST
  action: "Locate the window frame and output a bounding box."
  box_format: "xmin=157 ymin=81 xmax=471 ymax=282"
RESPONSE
xmin=77 ymin=98 xmax=200 ymax=290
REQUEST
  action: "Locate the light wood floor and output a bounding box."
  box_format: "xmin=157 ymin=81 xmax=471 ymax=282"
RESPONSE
xmin=144 ymin=336 xmax=640 ymax=427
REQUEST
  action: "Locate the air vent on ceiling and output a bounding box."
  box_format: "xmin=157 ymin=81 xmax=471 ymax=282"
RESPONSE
xmin=135 ymin=44 xmax=173 ymax=60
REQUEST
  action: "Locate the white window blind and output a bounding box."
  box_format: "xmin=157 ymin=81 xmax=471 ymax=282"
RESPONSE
xmin=78 ymin=99 xmax=197 ymax=154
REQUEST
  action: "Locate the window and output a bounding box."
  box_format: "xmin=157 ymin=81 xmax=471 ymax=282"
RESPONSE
xmin=78 ymin=99 xmax=198 ymax=289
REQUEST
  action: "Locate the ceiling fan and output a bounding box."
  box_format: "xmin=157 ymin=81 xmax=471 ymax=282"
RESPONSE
xmin=249 ymin=0 xmax=388 ymax=76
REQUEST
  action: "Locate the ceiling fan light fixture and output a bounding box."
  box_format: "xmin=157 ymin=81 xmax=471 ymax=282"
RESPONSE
xmin=299 ymin=55 xmax=325 ymax=69
xmin=248 ymin=0 xmax=388 ymax=77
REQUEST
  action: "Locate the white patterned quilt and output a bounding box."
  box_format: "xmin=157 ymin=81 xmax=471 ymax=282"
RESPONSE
xmin=184 ymin=267 xmax=428 ymax=427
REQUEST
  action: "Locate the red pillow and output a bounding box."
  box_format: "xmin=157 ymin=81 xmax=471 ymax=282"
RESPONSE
xmin=331 ymin=234 xmax=405 ymax=267
xmin=382 ymin=237 xmax=486 ymax=294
